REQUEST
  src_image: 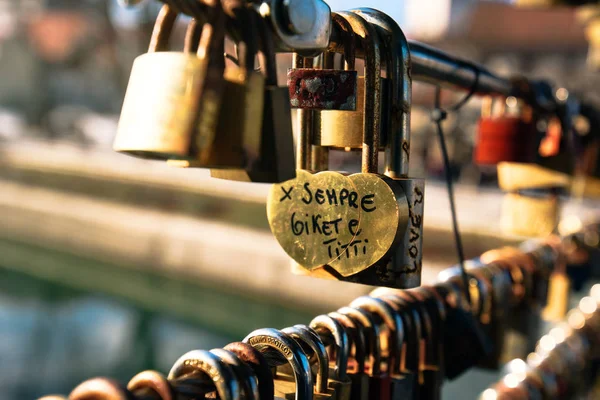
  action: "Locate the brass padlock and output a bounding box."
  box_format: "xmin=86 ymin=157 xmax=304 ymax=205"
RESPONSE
xmin=114 ymin=3 xmax=226 ymax=162
xmin=500 ymin=191 xmax=561 ymax=238
xmin=268 ymin=9 xmax=422 ymax=289
xmin=316 ymin=13 xmax=380 ymax=149
xmin=169 ymin=1 xmax=266 ymax=169
xmin=211 ymin=6 xmax=295 ymax=183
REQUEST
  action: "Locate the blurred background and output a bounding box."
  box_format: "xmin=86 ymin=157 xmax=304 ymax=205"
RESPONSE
xmin=0 ymin=0 xmax=598 ymax=398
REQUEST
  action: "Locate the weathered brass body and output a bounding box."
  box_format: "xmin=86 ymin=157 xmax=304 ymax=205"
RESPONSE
xmin=168 ymin=65 xmax=265 ymax=168
xmin=115 ymin=53 xmax=216 ymax=160
xmin=114 ymin=5 xmax=225 ymax=162
xmin=168 ymin=5 xmax=266 ymax=170
xmin=211 ymin=10 xmax=296 ymax=183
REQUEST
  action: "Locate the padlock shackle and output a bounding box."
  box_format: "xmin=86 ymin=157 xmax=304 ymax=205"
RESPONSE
xmin=224 ymin=342 xmax=275 ymax=400
xmin=353 ymin=8 xmax=411 ymax=179
xmin=373 ymin=293 xmax=422 ymax=374
xmin=210 ymin=349 xmax=261 ymax=400
xmin=243 ymin=328 xmax=314 ymax=400
xmin=349 ymin=296 xmax=405 ymax=376
xmin=336 ymin=11 xmax=382 ymax=174
xmin=328 ymin=311 xmax=367 ymax=374
xmin=223 ymin=1 xmax=258 ymax=73
xmin=330 ymin=14 xmax=356 ymax=71
xmin=309 ymin=314 xmax=351 ymax=380
xmin=294 ymin=54 xmax=316 ymax=171
xmin=282 ymin=325 xmax=330 ymax=394
xmin=168 ymin=350 xmax=240 ymax=400
xmin=70 ymin=378 xmax=132 ymax=400
xmin=337 ymin=306 xmax=383 ymax=376
xmin=257 ymin=11 xmax=278 ymax=86
xmin=157 ymin=1 xmax=227 ymax=73
xmin=127 ymin=371 xmax=175 ymax=400
xmin=149 ymin=4 xmax=178 ymax=53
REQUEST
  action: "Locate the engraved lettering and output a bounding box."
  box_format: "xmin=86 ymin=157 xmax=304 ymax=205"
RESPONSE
xmin=248 ymin=336 xmax=293 ymax=359
xmin=322 ymin=219 xmax=332 ymax=236
xmin=269 ymin=170 xmax=400 ymax=272
xmin=182 ymin=359 xmax=221 ymax=381
xmin=323 ymin=238 xmax=369 ymax=260
xmin=402 ymin=141 xmax=410 ymax=159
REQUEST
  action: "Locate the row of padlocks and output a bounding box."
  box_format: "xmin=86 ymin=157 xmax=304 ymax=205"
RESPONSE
xmin=482 ymin=286 xmax=600 ymax=400
xmin=65 ymin=1 xmax=600 ymax=398
xmin=41 ymin=227 xmax=600 ymax=400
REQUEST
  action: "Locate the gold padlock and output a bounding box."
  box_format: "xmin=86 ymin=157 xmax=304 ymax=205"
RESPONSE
xmin=268 ymin=9 xmax=424 ymax=288
xmin=210 ymin=7 xmax=295 ymax=183
xmin=168 ymin=2 xmax=266 ymax=169
xmin=353 ymin=8 xmax=423 ymax=289
xmin=320 ymin=77 xmax=372 ymax=149
xmin=269 ymin=11 xmax=420 ymax=287
xmin=318 ymin=14 xmax=385 ymax=150
xmin=114 ymin=3 xmax=226 ymax=161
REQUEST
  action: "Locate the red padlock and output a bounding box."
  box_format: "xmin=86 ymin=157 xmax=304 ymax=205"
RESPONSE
xmin=474 ymin=97 xmax=538 ymax=166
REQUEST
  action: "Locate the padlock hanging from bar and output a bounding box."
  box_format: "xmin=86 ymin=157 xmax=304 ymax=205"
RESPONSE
xmin=268 ymin=8 xmax=424 ymax=289
xmin=114 ymin=3 xmax=228 ymax=162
